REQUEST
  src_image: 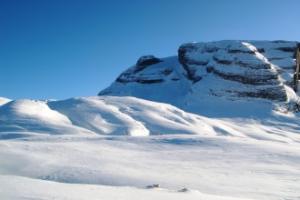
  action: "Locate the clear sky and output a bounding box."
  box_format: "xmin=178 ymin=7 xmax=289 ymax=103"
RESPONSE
xmin=1 ymin=0 xmax=300 ymax=99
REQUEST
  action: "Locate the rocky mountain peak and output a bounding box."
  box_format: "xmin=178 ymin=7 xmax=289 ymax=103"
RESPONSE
xmin=99 ymin=40 xmax=299 ymax=112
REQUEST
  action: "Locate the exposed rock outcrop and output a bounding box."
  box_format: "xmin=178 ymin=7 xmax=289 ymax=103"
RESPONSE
xmin=136 ymin=55 xmax=162 ymax=68
xmin=177 ymin=40 xmax=298 ymax=101
xmin=114 ymin=55 xmax=167 ymax=84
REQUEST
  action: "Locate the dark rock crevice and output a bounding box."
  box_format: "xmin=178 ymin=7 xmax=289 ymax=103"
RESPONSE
xmin=178 ymin=45 xmax=204 ymax=82
xmin=211 ymin=68 xmax=279 ymax=85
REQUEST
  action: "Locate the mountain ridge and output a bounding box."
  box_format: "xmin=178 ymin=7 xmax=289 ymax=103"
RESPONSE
xmin=99 ymin=40 xmax=300 ymax=114
xmin=1 ymin=40 xmax=300 ymax=140
xmin=1 ymin=40 xmax=300 ymax=200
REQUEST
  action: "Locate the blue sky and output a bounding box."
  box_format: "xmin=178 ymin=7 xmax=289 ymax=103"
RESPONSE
xmin=1 ymin=0 xmax=300 ymax=99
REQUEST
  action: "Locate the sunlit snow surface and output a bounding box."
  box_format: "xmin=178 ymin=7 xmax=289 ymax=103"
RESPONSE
xmin=1 ymin=40 xmax=300 ymax=200
xmin=0 ymin=97 xmax=11 ymax=106
xmin=0 ymin=95 xmax=300 ymax=200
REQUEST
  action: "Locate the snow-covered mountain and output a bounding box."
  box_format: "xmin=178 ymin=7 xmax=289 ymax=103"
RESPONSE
xmin=99 ymin=40 xmax=300 ymax=114
xmin=1 ymin=40 xmax=300 ymax=139
xmin=1 ymin=40 xmax=300 ymax=200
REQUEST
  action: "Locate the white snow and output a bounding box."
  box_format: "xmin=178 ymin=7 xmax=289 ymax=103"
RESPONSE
xmin=1 ymin=40 xmax=300 ymax=200
xmin=0 ymin=97 xmax=11 ymax=106
xmin=0 ymin=95 xmax=300 ymax=200
xmin=0 ymin=99 xmax=95 ymax=137
xmin=0 ymin=134 xmax=299 ymax=200
xmin=1 ymin=96 xmax=300 ymax=143
xmin=0 ymin=175 xmax=253 ymax=200
xmin=48 ymin=97 xmax=150 ymax=136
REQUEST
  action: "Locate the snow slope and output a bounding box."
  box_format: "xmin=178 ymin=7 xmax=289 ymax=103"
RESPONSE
xmin=1 ymin=96 xmax=300 ymax=143
xmin=0 ymin=175 xmax=253 ymax=200
xmin=0 ymin=99 xmax=94 ymax=138
xmin=0 ymin=97 xmax=300 ymax=200
xmin=0 ymin=135 xmax=299 ymax=200
xmin=0 ymin=96 xmax=215 ymax=137
xmin=0 ymin=97 xmax=11 ymax=106
xmin=1 ymin=40 xmax=300 ymax=200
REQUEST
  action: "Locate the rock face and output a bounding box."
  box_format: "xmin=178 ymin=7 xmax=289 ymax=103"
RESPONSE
xmin=99 ymin=40 xmax=299 ymax=110
xmin=136 ymin=55 xmax=162 ymax=68
xmin=100 ymin=56 xmax=190 ymax=106
xmin=115 ymin=55 xmax=172 ymax=84
xmin=178 ymin=41 xmax=298 ymax=101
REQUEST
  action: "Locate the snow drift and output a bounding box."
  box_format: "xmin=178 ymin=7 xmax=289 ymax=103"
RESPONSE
xmin=0 ymin=96 xmax=299 ymax=143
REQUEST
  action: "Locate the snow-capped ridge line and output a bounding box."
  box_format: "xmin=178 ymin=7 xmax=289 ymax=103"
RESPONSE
xmin=100 ymin=40 xmax=299 ymax=111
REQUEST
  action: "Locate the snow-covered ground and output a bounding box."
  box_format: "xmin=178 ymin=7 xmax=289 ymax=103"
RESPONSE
xmin=1 ymin=40 xmax=300 ymax=199
xmin=0 ymin=134 xmax=299 ymax=200
xmin=0 ymin=95 xmax=300 ymax=200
